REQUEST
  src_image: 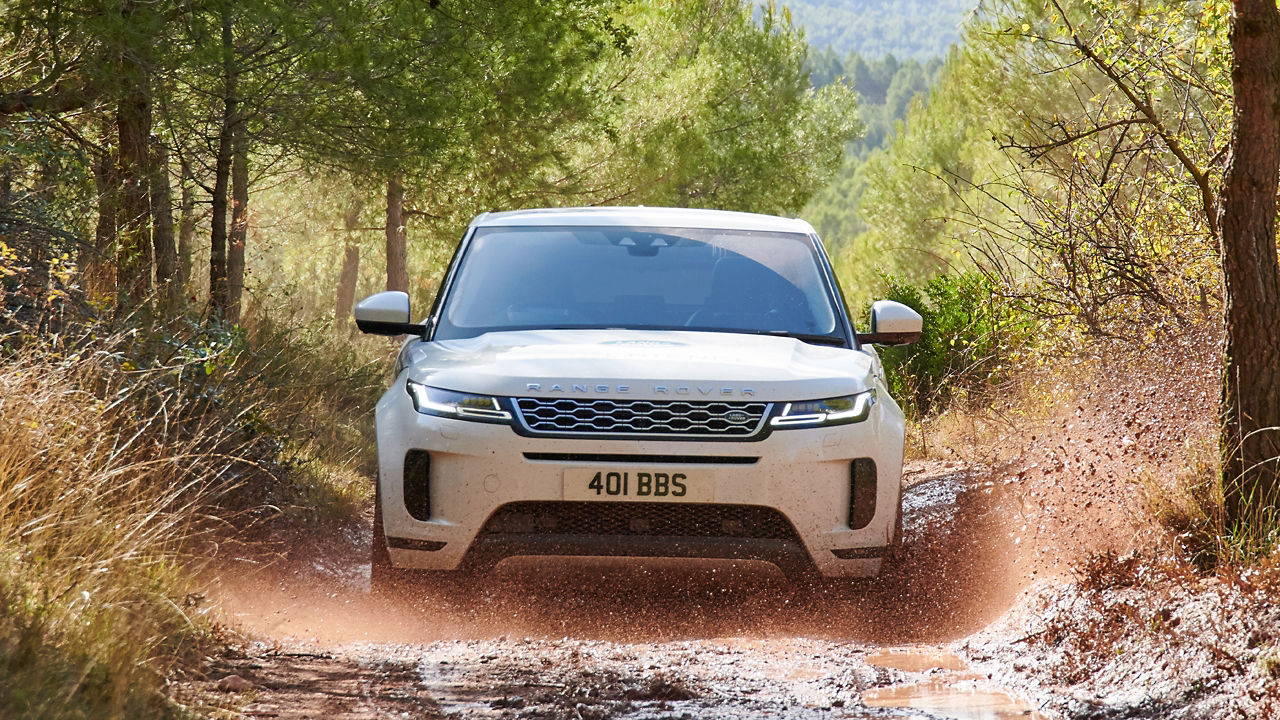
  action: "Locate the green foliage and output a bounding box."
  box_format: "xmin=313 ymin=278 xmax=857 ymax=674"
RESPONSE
xmin=875 ymin=272 xmax=1034 ymax=417
xmin=802 ymin=50 xmax=944 ymax=278
xmin=246 ymin=0 xmax=862 ymax=319
xmin=814 ymin=0 xmax=1229 ymax=322
xmin=808 ymin=51 xmax=943 ymax=151
xmin=955 ymin=0 xmax=1229 ymax=336
xmin=784 ymin=0 xmax=975 ymax=60
xmin=562 ymin=0 xmax=859 ymax=214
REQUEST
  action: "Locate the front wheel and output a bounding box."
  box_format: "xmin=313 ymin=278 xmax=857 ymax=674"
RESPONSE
xmin=886 ymin=485 xmax=906 ymax=563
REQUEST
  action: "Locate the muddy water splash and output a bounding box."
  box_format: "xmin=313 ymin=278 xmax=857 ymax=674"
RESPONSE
xmin=205 ymin=459 xmax=1119 ymax=717
xmin=216 ymin=462 xmax=1022 ymax=647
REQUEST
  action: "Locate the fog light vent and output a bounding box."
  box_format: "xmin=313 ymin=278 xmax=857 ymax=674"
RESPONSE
xmin=849 ymin=458 xmax=877 ymax=530
xmin=403 ymin=450 xmax=431 ymax=521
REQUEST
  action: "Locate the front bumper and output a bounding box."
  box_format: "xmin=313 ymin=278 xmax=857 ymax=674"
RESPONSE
xmin=374 ymin=387 xmax=905 ymax=578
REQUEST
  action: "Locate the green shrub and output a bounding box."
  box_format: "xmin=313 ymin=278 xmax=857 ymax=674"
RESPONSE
xmin=874 ymin=271 xmax=1035 ymax=417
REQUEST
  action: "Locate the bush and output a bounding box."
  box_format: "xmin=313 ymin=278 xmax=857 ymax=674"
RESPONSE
xmin=875 ymin=271 xmax=1035 ymax=417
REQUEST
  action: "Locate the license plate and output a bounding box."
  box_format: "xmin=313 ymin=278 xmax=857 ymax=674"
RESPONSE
xmin=562 ymin=468 xmax=713 ymax=502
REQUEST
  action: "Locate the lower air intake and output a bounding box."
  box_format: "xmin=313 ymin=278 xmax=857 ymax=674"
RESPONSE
xmin=480 ymin=501 xmax=798 ymax=540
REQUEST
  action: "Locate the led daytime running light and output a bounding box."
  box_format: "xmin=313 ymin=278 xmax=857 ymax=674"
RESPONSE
xmin=771 ymin=391 xmax=874 ymax=427
xmin=406 ymin=381 xmax=512 ymax=422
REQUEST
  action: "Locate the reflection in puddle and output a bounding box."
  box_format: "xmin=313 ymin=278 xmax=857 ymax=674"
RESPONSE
xmin=863 ymin=680 xmax=1045 ymax=720
xmin=865 ymin=648 xmax=969 ymax=673
xmin=862 ymin=648 xmax=1046 ymax=720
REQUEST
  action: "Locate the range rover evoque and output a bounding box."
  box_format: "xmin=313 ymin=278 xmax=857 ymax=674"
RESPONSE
xmin=354 ymin=206 xmax=922 ymax=587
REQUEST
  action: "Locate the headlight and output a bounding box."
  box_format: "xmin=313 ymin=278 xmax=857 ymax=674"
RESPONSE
xmin=406 ymin=381 xmax=511 ymax=423
xmin=770 ymin=390 xmax=875 ymax=428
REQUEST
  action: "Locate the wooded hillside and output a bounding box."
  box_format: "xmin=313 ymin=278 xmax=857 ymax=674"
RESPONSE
xmin=784 ymin=0 xmax=976 ymax=59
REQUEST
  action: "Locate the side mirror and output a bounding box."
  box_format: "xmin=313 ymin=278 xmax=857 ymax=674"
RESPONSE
xmin=354 ymin=291 xmax=430 ymax=337
xmin=857 ymin=300 xmax=922 ymax=346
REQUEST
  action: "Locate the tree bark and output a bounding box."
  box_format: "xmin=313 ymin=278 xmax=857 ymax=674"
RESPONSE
xmin=177 ymin=158 xmax=196 ymax=292
xmin=88 ymin=137 xmax=119 ymax=303
xmin=227 ymin=122 xmax=249 ymax=323
xmin=150 ymin=137 xmax=178 ymax=305
xmin=385 ymin=174 xmax=408 ymax=293
xmin=209 ymin=6 xmax=236 ymax=317
xmin=116 ymin=84 xmax=154 ymax=304
xmin=1219 ymin=0 xmax=1280 ymax=527
xmin=335 ymin=201 xmax=364 ymax=332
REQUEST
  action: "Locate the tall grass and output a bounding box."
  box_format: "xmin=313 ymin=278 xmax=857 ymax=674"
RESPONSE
xmin=1142 ymin=428 xmax=1280 ymax=570
xmin=0 ymin=341 xmax=232 ymax=718
xmin=0 ymin=311 xmax=386 ymax=718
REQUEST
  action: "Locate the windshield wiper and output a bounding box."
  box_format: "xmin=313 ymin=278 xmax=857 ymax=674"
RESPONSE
xmin=689 ymin=327 xmax=848 ymax=346
xmin=760 ymin=330 xmax=848 ymax=347
xmin=681 ymin=326 xmax=849 ymax=346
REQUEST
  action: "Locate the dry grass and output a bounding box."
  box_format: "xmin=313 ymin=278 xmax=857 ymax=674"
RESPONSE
xmin=0 ymin=312 xmax=386 ymax=718
xmin=1139 ymin=432 xmax=1228 ymax=570
xmin=910 ymin=354 xmax=1086 ymax=465
xmin=0 ymin=341 xmax=231 ymax=718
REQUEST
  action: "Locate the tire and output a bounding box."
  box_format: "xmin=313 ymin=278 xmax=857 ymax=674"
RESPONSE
xmin=370 ymin=477 xmax=399 ymax=595
xmin=886 ymin=485 xmax=905 ymax=564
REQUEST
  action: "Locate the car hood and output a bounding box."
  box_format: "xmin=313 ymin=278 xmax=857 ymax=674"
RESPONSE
xmin=400 ymin=329 xmax=873 ymax=401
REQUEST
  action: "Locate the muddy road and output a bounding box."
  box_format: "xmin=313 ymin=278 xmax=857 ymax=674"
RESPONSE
xmin=175 ymin=338 xmax=1260 ymax=719
xmin=191 ymin=448 xmax=1145 ymax=720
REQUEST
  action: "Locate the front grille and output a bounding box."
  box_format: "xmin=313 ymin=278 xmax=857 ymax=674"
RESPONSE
xmin=513 ymin=397 xmax=770 ymax=438
xmin=480 ymin=501 xmax=797 ymax=540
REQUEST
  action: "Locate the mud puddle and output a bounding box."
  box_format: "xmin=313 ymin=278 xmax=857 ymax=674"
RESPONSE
xmin=863 ymin=649 xmax=1047 ymax=720
xmin=193 ymin=638 xmax=1047 ymax=720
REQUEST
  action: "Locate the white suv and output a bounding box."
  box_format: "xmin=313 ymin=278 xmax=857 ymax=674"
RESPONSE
xmin=355 ymin=207 xmax=921 ymax=587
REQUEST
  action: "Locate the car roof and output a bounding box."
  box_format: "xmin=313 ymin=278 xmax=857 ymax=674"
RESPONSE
xmin=470 ymin=206 xmax=816 ymax=234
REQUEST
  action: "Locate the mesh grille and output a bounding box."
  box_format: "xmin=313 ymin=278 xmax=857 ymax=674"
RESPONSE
xmin=514 ymin=397 xmax=769 ymax=438
xmin=480 ymin=501 xmax=796 ymax=540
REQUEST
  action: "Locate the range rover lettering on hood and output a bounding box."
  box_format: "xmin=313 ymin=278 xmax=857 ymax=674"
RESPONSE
xmin=525 ymin=383 xmax=756 ymax=397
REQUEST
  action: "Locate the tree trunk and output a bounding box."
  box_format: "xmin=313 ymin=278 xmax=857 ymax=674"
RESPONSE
xmin=88 ymin=139 xmax=119 ymax=304
xmin=150 ymin=137 xmax=178 ymax=305
xmin=227 ymin=122 xmax=249 ymax=323
xmin=116 ymin=84 xmax=154 ymax=304
xmin=209 ymin=6 xmax=236 ymax=317
xmin=177 ymin=158 xmax=196 ymax=292
xmin=1219 ymin=0 xmax=1280 ymax=528
xmin=335 ymin=201 xmax=363 ymax=332
xmin=385 ymin=174 xmax=408 ymax=293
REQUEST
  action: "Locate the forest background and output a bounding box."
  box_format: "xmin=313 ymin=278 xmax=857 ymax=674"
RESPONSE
xmin=3 ymin=0 xmax=1280 ymax=717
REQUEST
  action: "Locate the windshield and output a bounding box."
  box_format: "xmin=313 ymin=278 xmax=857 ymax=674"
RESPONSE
xmin=433 ymin=225 xmax=843 ymax=342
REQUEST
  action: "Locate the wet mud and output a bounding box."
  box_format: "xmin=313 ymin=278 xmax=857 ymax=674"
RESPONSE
xmin=217 ymin=462 xmax=1021 ymax=647
xmin=199 ymin=460 xmax=1062 ymax=719
xmin=189 ymin=334 xmax=1262 ymax=719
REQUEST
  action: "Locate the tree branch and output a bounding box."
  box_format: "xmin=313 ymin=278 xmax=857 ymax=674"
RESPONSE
xmin=1049 ymin=0 xmax=1220 ymax=237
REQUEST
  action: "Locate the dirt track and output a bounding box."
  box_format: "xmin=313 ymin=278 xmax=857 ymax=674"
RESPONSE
xmin=188 ymin=347 xmax=1242 ymax=719
xmin=189 ymin=458 xmax=1079 ymax=719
